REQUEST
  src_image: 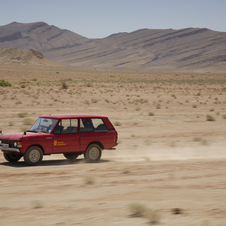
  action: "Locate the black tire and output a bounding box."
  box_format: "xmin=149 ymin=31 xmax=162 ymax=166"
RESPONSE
xmin=3 ymin=152 xmax=22 ymax=162
xmin=63 ymin=153 xmax=79 ymax=161
xmin=24 ymin=146 xmax=43 ymax=166
xmin=84 ymin=144 xmax=102 ymax=162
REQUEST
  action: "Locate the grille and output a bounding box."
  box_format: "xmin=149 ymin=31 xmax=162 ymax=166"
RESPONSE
xmin=1 ymin=140 xmax=14 ymax=148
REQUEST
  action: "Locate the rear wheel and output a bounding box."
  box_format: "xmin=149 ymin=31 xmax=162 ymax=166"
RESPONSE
xmin=63 ymin=153 xmax=79 ymax=161
xmin=3 ymin=152 xmax=22 ymax=162
xmin=84 ymin=144 xmax=102 ymax=162
xmin=24 ymin=146 xmax=43 ymax=166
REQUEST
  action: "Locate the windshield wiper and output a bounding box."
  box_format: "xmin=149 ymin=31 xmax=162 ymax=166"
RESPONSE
xmin=26 ymin=130 xmax=38 ymax=133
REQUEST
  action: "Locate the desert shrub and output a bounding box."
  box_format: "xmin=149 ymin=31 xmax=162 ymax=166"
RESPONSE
xmin=84 ymin=176 xmax=95 ymax=185
xmin=201 ymin=139 xmax=208 ymax=145
xmin=31 ymin=200 xmax=44 ymax=209
xmin=156 ymin=104 xmax=160 ymax=109
xmin=91 ymin=99 xmax=98 ymax=103
xmin=86 ymin=82 xmax=93 ymax=87
xmin=206 ymin=114 xmax=215 ymax=121
xmin=171 ymin=94 xmax=176 ymax=99
xmin=134 ymin=98 xmax=148 ymax=104
xmin=0 ymin=80 xmax=12 ymax=87
xmin=18 ymin=113 xmax=27 ymax=118
xmin=222 ymin=114 xmax=226 ymax=119
xmin=128 ymin=203 xmax=161 ymax=224
xmin=129 ymin=202 xmax=147 ymax=217
xmin=122 ymin=168 xmax=130 ymax=174
xmin=15 ymin=100 xmax=22 ymax=104
xmin=60 ymin=79 xmax=68 ymax=89
xmin=23 ymin=118 xmax=33 ymax=125
xmin=146 ymin=209 xmax=161 ymax=225
xmin=114 ymin=121 xmax=122 ymax=126
xmin=148 ymin=112 xmax=155 ymax=116
xmin=193 ymin=137 xmax=202 ymax=142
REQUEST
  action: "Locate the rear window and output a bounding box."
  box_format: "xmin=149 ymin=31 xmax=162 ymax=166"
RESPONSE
xmin=80 ymin=118 xmax=108 ymax=132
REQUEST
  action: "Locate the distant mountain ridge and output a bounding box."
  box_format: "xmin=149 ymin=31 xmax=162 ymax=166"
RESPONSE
xmin=0 ymin=22 xmax=88 ymax=51
xmin=0 ymin=22 xmax=226 ymax=72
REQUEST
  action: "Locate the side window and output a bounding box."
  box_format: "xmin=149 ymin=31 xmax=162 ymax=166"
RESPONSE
xmin=80 ymin=118 xmax=94 ymax=132
xmin=92 ymin=118 xmax=108 ymax=131
xmin=54 ymin=119 xmax=78 ymax=134
xmin=80 ymin=118 xmax=108 ymax=132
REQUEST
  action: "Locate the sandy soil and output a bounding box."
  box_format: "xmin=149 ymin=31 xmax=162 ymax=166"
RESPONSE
xmin=0 ymin=64 xmax=226 ymax=225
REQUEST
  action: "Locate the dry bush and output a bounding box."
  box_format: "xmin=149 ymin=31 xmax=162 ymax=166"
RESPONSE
xmin=128 ymin=203 xmax=161 ymax=224
xmin=23 ymin=118 xmax=33 ymax=125
xmin=15 ymin=100 xmax=22 ymax=104
xmin=122 ymin=168 xmax=131 ymax=174
xmin=148 ymin=112 xmax=155 ymax=116
xmin=31 ymin=200 xmax=44 ymax=209
xmin=193 ymin=137 xmax=202 ymax=142
xmin=114 ymin=121 xmax=122 ymax=126
xmin=129 ymin=202 xmax=147 ymax=217
xmin=206 ymin=114 xmax=215 ymax=121
xmin=0 ymin=79 xmax=12 ymax=87
xmin=146 ymin=209 xmax=161 ymax=225
xmin=60 ymin=79 xmax=68 ymax=89
xmin=18 ymin=112 xmax=27 ymax=118
xmin=84 ymin=176 xmax=95 ymax=185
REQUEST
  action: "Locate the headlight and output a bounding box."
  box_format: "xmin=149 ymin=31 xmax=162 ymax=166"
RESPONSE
xmin=14 ymin=141 xmax=22 ymax=148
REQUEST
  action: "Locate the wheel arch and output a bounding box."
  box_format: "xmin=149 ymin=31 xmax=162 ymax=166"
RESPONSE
xmin=86 ymin=141 xmax=104 ymax=150
xmin=26 ymin=144 xmax=44 ymax=154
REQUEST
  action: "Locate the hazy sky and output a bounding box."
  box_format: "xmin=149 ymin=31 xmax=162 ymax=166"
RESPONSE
xmin=0 ymin=0 xmax=226 ymax=38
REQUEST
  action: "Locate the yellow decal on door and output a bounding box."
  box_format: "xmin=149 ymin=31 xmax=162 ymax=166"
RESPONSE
xmin=54 ymin=140 xmax=67 ymax=146
xmin=54 ymin=140 xmax=57 ymax=146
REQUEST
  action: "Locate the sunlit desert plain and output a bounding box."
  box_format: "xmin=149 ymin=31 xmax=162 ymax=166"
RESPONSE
xmin=0 ymin=63 xmax=226 ymax=225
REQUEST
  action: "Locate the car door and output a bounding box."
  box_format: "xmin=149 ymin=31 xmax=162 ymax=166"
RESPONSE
xmin=52 ymin=118 xmax=80 ymax=153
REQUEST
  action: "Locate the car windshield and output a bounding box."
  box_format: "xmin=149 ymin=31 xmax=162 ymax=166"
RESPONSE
xmin=28 ymin=117 xmax=59 ymax=134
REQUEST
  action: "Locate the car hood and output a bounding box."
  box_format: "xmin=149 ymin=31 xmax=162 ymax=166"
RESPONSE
xmin=0 ymin=131 xmax=47 ymax=141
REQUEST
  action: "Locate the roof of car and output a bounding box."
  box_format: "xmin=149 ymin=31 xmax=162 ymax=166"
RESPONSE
xmin=40 ymin=114 xmax=108 ymax=119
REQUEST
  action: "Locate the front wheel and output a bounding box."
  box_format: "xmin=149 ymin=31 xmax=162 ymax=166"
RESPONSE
xmin=24 ymin=146 xmax=43 ymax=166
xmin=84 ymin=144 xmax=102 ymax=162
xmin=3 ymin=152 xmax=22 ymax=162
xmin=63 ymin=153 xmax=79 ymax=161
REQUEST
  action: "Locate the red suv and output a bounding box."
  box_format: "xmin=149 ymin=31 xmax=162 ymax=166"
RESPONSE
xmin=0 ymin=114 xmax=118 ymax=165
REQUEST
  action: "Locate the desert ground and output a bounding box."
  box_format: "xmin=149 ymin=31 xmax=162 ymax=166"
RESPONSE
xmin=0 ymin=64 xmax=226 ymax=225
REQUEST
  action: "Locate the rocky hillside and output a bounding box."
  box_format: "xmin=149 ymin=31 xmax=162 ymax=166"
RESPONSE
xmin=0 ymin=22 xmax=88 ymax=51
xmin=0 ymin=48 xmax=57 ymax=65
xmin=1 ymin=22 xmax=226 ymax=72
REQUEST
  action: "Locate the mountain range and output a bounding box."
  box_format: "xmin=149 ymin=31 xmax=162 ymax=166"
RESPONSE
xmin=0 ymin=21 xmax=226 ymax=72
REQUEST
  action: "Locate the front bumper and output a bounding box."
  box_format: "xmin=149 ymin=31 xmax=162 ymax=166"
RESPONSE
xmin=0 ymin=146 xmax=20 ymax=153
